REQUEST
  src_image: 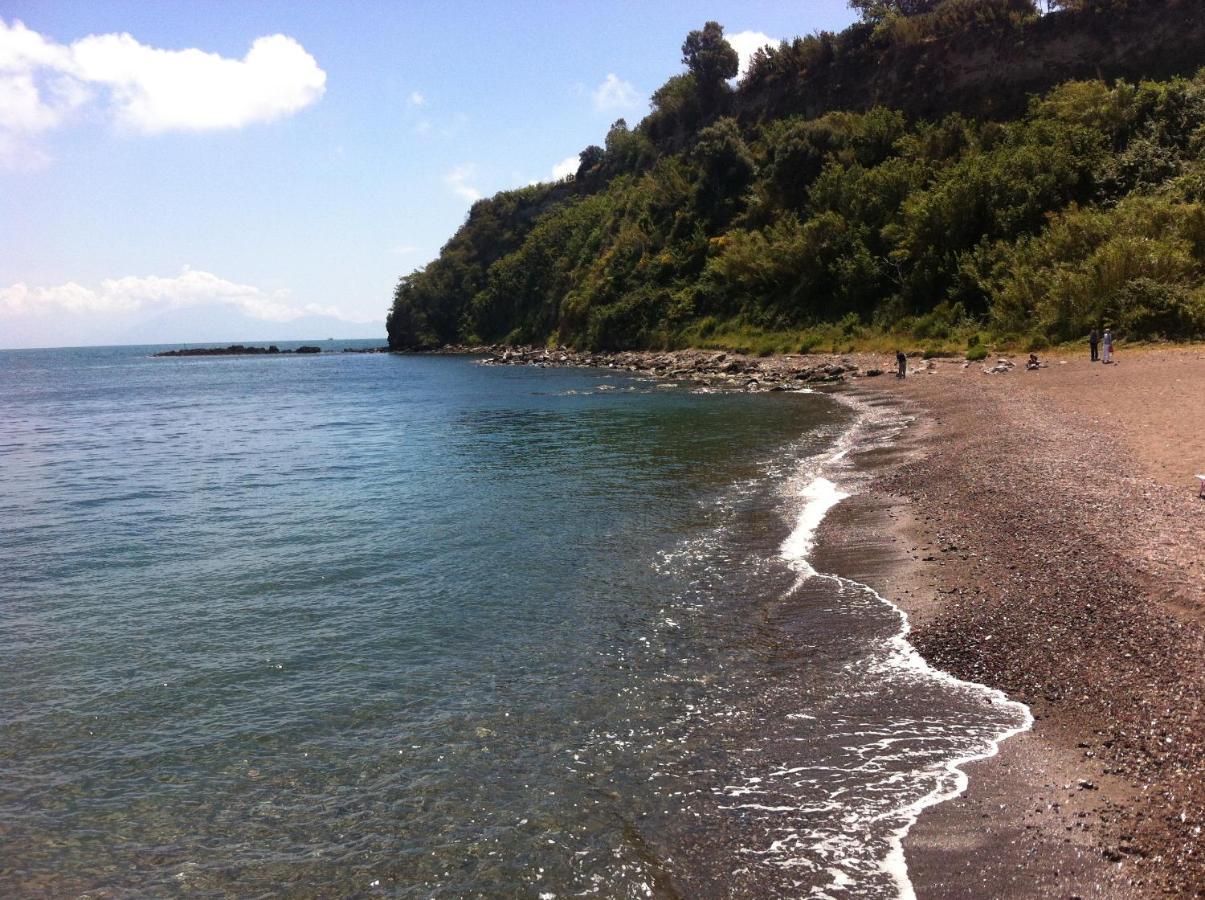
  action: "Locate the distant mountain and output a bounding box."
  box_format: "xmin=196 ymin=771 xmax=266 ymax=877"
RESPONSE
xmin=1 ymin=305 xmax=384 ymax=350
xmin=116 ymin=306 xmax=384 ymax=345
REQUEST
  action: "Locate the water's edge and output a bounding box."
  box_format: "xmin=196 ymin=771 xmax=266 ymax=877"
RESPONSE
xmin=777 ymin=391 xmax=1034 ymax=899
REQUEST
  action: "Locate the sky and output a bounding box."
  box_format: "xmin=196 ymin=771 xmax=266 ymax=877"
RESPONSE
xmin=0 ymin=1 xmax=858 ymax=349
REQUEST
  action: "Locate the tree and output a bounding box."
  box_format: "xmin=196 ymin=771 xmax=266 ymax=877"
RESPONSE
xmin=848 ymin=0 xmax=940 ymax=22
xmin=681 ymin=22 xmax=738 ymax=108
xmin=576 ymin=145 xmax=604 ymax=179
xmin=691 ymin=118 xmax=754 ymax=225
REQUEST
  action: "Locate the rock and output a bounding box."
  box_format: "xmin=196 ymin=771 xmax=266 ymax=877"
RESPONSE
xmin=155 ymin=344 xmax=300 ymax=357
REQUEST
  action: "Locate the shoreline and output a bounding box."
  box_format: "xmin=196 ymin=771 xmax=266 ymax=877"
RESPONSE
xmin=844 ymin=352 xmax=1203 ymax=898
xmin=813 ymin=396 xmax=1139 ymax=898
xmin=465 ymin=343 xmax=1204 ymax=897
xmin=793 ymin=391 xmax=1034 ymax=900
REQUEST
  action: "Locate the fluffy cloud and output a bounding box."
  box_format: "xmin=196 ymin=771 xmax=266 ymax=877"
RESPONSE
xmin=444 ymin=163 xmax=481 ymax=203
xmin=727 ymin=30 xmax=778 ymax=78
xmin=71 ymin=32 xmax=326 ymax=133
xmin=551 ymin=154 xmax=578 ymax=180
xmin=0 ymin=17 xmax=325 ymax=166
xmin=0 ymin=267 xmax=355 ymax=323
xmin=592 ymin=73 xmax=638 ymax=113
xmin=407 ymin=90 xmax=425 ymax=107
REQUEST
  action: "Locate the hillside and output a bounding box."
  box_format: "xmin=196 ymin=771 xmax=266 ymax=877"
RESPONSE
xmin=387 ymin=0 xmax=1205 ymax=353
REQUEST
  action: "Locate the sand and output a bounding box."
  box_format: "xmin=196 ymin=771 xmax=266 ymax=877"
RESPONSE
xmin=850 ymin=345 xmax=1204 ymax=897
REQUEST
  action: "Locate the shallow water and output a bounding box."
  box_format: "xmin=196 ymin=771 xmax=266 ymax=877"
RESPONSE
xmin=0 ymin=344 xmax=1027 ymax=897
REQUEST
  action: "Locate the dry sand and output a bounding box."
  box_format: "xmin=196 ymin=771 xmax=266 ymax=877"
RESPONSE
xmin=849 ymin=345 xmax=1204 ymax=898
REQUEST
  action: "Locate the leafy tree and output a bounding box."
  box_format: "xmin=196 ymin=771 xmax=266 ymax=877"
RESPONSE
xmin=602 ymin=119 xmax=655 ymax=176
xmin=681 ymin=22 xmax=738 ymax=109
xmin=691 ymin=118 xmax=754 ymax=225
xmin=642 ymin=73 xmax=703 ymax=148
xmin=848 ymin=0 xmax=940 ymax=22
xmin=576 ymin=145 xmax=604 ymax=179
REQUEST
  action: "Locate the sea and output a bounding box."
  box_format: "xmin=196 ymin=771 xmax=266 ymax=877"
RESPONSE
xmin=0 ymin=340 xmax=1029 ymax=898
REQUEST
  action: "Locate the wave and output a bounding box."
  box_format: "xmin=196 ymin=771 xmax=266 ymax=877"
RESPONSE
xmin=777 ymin=392 xmax=1033 ymax=899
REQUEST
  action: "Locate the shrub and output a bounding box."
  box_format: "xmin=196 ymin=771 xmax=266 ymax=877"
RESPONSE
xmin=798 ymin=332 xmax=824 ymax=353
xmin=1114 ymin=277 xmax=1205 ymax=340
xmin=966 ymin=344 xmax=989 ymax=361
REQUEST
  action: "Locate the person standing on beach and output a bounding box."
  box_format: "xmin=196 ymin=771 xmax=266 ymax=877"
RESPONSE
xmin=1101 ymin=328 xmax=1113 ymax=364
xmin=1089 ymin=327 xmax=1099 ymax=361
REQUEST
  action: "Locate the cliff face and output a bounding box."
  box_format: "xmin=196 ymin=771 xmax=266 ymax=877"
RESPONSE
xmin=734 ymin=0 xmax=1205 ymax=125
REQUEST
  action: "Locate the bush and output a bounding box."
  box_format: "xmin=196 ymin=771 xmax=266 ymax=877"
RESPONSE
xmin=966 ymin=344 xmax=989 ymax=361
xmin=1114 ymin=277 xmax=1205 ymax=340
xmin=798 ymin=332 xmax=824 ymax=353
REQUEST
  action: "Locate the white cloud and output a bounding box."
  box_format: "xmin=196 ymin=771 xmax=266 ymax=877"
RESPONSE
xmin=0 ymin=267 xmax=357 ymax=323
xmin=552 ymin=154 xmax=578 ymax=180
xmin=407 ymin=90 xmax=425 ymax=107
xmin=0 ymin=17 xmax=72 ymax=70
xmin=592 ymin=73 xmax=638 ymax=113
xmin=0 ymin=72 xmax=77 ymax=131
xmin=390 ymin=244 xmax=419 ymax=255
xmin=71 ymin=32 xmax=326 ymax=133
xmin=444 ymin=163 xmax=481 ymax=203
xmin=0 ymin=17 xmax=325 ymax=166
xmin=727 ymin=30 xmax=778 ymax=78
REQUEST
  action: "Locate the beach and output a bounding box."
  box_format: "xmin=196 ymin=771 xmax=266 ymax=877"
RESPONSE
xmin=2 ymin=342 xmax=1199 ymax=896
xmin=846 ymin=347 xmax=1205 ymax=897
xmin=476 ymin=342 xmax=1204 ymax=896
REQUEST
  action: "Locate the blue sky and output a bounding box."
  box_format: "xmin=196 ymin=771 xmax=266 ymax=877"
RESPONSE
xmin=0 ymin=1 xmax=857 ymax=348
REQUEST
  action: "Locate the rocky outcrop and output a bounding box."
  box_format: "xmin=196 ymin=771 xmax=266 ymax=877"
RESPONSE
xmin=154 ymin=345 xmax=286 ymax=357
xmin=429 ymin=344 xmax=874 ymax=391
xmin=153 ymin=344 xmax=335 ymax=357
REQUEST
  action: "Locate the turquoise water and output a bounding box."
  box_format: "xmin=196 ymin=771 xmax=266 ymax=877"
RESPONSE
xmin=0 ymin=343 xmax=1026 ymax=897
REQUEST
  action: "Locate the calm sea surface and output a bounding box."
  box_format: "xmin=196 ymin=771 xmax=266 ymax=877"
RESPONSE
xmin=0 ymin=342 xmax=1027 ymax=898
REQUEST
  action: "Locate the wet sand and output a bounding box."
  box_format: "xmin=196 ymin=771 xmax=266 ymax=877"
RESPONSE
xmin=845 ymin=347 xmax=1204 ymax=897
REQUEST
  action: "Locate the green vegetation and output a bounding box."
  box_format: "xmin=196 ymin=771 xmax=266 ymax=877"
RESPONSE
xmin=389 ymin=1 xmax=1205 ymax=352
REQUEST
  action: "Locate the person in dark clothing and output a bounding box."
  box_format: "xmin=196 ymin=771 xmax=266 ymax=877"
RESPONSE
xmin=896 ymin=350 xmax=907 ymax=378
xmin=1089 ymin=327 xmax=1099 ymax=361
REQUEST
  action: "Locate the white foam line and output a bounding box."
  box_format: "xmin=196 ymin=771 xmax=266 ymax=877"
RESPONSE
xmin=777 ymin=392 xmax=1034 ymax=900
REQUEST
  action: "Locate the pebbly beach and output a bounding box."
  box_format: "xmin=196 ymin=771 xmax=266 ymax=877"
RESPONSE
xmin=462 ymin=342 xmax=1205 ymax=897
xmin=848 ymin=347 xmax=1204 ymax=898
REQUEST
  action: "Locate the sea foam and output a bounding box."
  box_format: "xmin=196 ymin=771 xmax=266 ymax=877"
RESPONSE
xmin=777 ymin=393 xmax=1033 ymax=899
